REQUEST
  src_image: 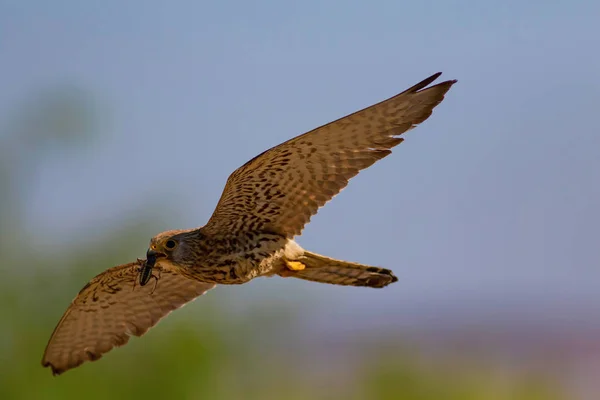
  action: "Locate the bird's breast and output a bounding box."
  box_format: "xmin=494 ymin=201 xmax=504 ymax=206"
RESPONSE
xmin=181 ymin=232 xmax=289 ymax=284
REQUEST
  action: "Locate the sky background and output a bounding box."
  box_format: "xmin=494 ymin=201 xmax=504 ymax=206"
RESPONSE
xmin=1 ymin=0 xmax=599 ymax=329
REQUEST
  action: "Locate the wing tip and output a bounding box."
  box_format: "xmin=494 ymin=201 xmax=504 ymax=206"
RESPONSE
xmin=41 ymin=359 xmax=67 ymax=376
xmin=404 ymin=72 xmax=458 ymax=95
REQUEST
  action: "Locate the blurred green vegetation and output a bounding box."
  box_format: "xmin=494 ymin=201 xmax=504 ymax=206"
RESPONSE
xmin=0 ymin=90 xmax=564 ymax=399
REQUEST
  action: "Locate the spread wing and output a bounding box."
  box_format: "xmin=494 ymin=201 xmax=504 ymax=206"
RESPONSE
xmin=41 ymin=260 xmax=215 ymax=376
xmin=201 ymin=72 xmax=456 ymax=238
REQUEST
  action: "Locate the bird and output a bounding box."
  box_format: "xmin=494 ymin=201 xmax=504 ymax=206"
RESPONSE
xmin=42 ymin=72 xmax=457 ymax=375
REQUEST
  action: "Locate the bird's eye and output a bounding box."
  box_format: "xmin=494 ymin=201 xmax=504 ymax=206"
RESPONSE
xmin=165 ymin=239 xmax=177 ymax=250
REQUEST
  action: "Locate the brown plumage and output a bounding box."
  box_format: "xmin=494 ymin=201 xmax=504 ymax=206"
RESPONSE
xmin=42 ymin=260 xmax=215 ymax=375
xmin=42 ymin=72 xmax=457 ymax=375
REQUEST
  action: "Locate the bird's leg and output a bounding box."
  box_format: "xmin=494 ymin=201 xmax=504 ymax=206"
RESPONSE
xmin=279 ymin=260 xmax=306 ymax=277
xmin=285 ymin=260 xmax=306 ymax=272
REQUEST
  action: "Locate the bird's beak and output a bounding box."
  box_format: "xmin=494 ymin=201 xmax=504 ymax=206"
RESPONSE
xmin=146 ymin=248 xmax=158 ymax=259
xmin=146 ymin=248 xmax=163 ymax=267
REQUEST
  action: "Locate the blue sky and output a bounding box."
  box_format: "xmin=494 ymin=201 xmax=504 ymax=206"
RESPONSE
xmin=1 ymin=0 xmax=599 ymax=323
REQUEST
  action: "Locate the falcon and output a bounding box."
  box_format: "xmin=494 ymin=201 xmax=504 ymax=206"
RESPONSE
xmin=42 ymin=72 xmax=457 ymax=375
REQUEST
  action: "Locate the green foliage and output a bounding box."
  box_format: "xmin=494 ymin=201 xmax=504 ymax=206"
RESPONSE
xmin=361 ymin=349 xmax=562 ymax=400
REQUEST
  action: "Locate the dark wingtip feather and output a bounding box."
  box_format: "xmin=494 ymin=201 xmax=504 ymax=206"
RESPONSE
xmin=403 ymin=72 xmax=458 ymax=95
xmin=404 ymin=72 xmax=442 ymax=93
xmin=41 ymin=360 xmax=63 ymax=376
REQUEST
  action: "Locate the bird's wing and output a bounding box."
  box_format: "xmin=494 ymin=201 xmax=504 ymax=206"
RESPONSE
xmin=41 ymin=260 xmax=215 ymax=376
xmin=201 ymin=72 xmax=456 ymax=238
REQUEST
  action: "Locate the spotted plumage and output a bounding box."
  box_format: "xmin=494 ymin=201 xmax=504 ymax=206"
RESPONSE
xmin=42 ymin=72 xmax=457 ymax=375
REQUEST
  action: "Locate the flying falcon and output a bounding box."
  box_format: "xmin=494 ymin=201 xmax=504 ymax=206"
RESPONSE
xmin=42 ymin=72 xmax=457 ymax=375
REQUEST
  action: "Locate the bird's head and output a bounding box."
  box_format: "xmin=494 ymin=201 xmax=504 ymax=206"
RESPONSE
xmin=146 ymin=229 xmax=193 ymax=266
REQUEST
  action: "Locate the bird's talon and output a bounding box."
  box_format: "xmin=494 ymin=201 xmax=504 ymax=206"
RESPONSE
xmin=286 ymin=261 xmax=306 ymax=271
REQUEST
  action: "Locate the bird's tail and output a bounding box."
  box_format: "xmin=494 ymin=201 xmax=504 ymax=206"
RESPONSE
xmin=285 ymin=250 xmax=397 ymax=288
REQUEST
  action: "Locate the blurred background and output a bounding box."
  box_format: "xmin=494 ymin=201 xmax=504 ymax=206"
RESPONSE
xmin=1 ymin=1 xmax=599 ymax=399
